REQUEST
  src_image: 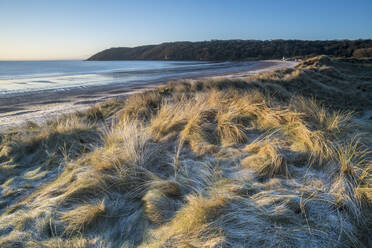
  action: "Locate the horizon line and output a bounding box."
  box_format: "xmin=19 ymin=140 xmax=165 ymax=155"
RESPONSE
xmin=2 ymin=38 xmax=372 ymax=61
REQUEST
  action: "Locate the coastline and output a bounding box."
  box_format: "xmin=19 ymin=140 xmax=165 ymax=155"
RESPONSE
xmin=0 ymin=60 xmax=297 ymax=131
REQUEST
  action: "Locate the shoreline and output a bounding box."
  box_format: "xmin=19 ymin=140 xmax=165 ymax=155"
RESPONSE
xmin=0 ymin=60 xmax=297 ymax=131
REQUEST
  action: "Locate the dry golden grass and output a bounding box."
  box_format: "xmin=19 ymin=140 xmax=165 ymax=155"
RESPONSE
xmin=242 ymin=136 xmax=289 ymax=178
xmin=290 ymin=96 xmax=353 ymax=135
xmin=1 ymin=56 xmax=372 ymax=247
xmin=61 ymin=201 xmax=105 ymax=234
xmin=120 ymin=90 xmax=163 ymax=121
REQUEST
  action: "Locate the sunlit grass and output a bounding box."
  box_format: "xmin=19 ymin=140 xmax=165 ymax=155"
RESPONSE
xmin=0 ymin=56 xmax=371 ymax=247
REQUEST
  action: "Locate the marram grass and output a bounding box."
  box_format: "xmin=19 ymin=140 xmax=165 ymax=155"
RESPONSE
xmin=0 ymin=56 xmax=372 ymax=247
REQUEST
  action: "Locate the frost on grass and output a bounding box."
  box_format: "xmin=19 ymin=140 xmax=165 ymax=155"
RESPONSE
xmin=0 ymin=56 xmax=372 ymax=248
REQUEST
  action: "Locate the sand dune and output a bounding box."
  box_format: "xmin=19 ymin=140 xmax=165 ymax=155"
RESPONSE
xmin=1 ymin=57 xmax=371 ymax=247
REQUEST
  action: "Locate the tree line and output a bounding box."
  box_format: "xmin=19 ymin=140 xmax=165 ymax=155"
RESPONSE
xmin=88 ymin=39 xmax=372 ymax=61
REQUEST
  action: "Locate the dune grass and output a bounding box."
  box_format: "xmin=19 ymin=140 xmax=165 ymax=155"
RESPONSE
xmin=0 ymin=56 xmax=372 ymax=247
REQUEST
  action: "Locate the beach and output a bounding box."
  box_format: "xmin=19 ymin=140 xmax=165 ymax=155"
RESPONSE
xmin=0 ymin=60 xmax=296 ymax=130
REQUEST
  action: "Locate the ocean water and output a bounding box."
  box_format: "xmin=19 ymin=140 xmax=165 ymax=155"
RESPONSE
xmin=0 ymin=60 xmax=257 ymax=96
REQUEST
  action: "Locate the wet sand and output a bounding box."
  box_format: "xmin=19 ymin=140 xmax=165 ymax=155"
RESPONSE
xmin=0 ymin=60 xmax=297 ymax=131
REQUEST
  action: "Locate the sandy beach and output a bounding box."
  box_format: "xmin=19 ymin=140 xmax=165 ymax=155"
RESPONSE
xmin=0 ymin=60 xmax=297 ymax=131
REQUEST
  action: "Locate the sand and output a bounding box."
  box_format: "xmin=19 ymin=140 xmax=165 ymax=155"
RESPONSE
xmin=0 ymin=60 xmax=297 ymax=131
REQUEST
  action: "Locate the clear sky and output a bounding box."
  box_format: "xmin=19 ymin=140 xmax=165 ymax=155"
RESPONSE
xmin=1 ymin=0 xmax=371 ymax=60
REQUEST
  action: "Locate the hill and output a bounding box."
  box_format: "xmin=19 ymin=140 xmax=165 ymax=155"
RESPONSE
xmin=88 ymin=39 xmax=372 ymax=61
xmin=0 ymin=56 xmax=372 ymax=247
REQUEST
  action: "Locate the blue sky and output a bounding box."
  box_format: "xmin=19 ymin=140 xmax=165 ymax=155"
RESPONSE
xmin=1 ymin=0 xmax=371 ymax=60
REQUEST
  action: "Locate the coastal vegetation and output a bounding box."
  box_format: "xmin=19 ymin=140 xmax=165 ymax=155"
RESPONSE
xmin=0 ymin=56 xmax=372 ymax=247
xmin=88 ymin=39 xmax=372 ymax=61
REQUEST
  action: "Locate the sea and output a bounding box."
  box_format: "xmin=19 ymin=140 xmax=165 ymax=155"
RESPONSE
xmin=0 ymin=60 xmax=258 ymax=96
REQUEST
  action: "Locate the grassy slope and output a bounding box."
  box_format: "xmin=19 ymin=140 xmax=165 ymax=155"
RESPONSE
xmin=0 ymin=56 xmax=372 ymax=248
